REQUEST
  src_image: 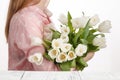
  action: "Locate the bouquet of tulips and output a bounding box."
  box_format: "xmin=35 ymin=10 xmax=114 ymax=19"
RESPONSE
xmin=42 ymin=12 xmax=112 ymax=71
xmin=29 ymin=12 xmax=111 ymax=71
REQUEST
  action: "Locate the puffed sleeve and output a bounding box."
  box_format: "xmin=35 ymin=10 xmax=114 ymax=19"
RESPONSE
xmin=14 ymin=12 xmax=59 ymax=71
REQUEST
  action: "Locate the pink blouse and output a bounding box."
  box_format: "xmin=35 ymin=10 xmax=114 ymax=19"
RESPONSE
xmin=8 ymin=5 xmax=59 ymax=71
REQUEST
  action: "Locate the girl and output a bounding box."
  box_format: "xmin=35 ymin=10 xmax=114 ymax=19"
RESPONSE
xmin=5 ymin=0 xmax=94 ymax=71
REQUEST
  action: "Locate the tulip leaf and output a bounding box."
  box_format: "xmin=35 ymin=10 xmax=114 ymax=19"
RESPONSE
xmin=87 ymin=29 xmax=99 ymax=44
xmin=59 ymin=60 xmax=76 ymax=71
xmin=95 ymin=33 xmax=105 ymax=37
xmin=76 ymin=57 xmax=88 ymax=71
xmin=76 ymin=63 xmax=86 ymax=71
xmin=43 ymin=53 xmax=53 ymax=61
xmin=71 ymin=59 xmax=76 ymax=68
xmin=87 ymin=34 xmax=96 ymax=44
xmin=52 ymin=31 xmax=61 ymax=39
xmin=82 ymin=19 xmax=91 ymax=39
xmin=59 ymin=62 xmax=71 ymax=71
xmin=90 ymin=29 xmax=97 ymax=33
xmin=43 ymin=39 xmax=51 ymax=47
xmin=67 ymin=11 xmax=73 ymax=33
xmin=80 ymin=39 xmax=88 ymax=45
xmin=88 ymin=44 xmax=100 ymax=52
xmin=73 ymin=28 xmax=83 ymax=47
xmin=77 ymin=57 xmax=88 ymax=67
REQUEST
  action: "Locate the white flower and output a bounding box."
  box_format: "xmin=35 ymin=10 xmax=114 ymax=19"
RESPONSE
xmin=58 ymin=14 xmax=68 ymax=25
xmin=68 ymin=51 xmax=77 ymax=61
xmin=44 ymin=23 xmax=56 ymax=41
xmin=60 ymin=25 xmax=70 ymax=35
xmin=48 ymin=48 xmax=60 ymax=59
xmin=75 ymin=44 xmax=87 ymax=56
xmin=60 ymin=43 xmax=72 ymax=52
xmin=31 ymin=37 xmax=43 ymax=46
xmin=71 ymin=18 xmax=81 ymax=29
xmin=44 ymin=23 xmax=56 ymax=31
xmin=52 ymin=39 xmax=63 ymax=49
xmin=98 ymin=20 xmax=112 ymax=33
xmin=71 ymin=16 xmax=89 ymax=29
xmin=60 ymin=34 xmax=69 ymax=43
xmin=93 ymin=37 xmax=107 ymax=49
xmin=28 ymin=53 xmax=43 ymax=65
xmin=44 ymin=32 xmax=53 ymax=41
xmin=89 ymin=14 xmax=100 ymax=26
xmin=56 ymin=52 xmax=68 ymax=63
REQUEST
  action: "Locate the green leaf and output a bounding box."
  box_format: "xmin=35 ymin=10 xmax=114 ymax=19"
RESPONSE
xmin=43 ymin=53 xmax=53 ymax=61
xmin=97 ymin=34 xmax=105 ymax=37
xmin=82 ymin=19 xmax=91 ymax=39
xmin=42 ymin=42 xmax=50 ymax=50
xmin=87 ymin=32 xmax=105 ymax=44
xmin=71 ymin=59 xmax=76 ymax=68
xmin=77 ymin=57 xmax=88 ymax=67
xmin=73 ymin=28 xmax=83 ymax=47
xmin=80 ymin=39 xmax=88 ymax=45
xmin=59 ymin=60 xmax=76 ymax=71
xmin=50 ymin=28 xmax=56 ymax=32
xmin=88 ymin=44 xmax=100 ymax=52
xmin=87 ymin=34 xmax=96 ymax=44
xmin=67 ymin=11 xmax=73 ymax=33
xmin=80 ymin=58 xmax=88 ymax=67
xmin=52 ymin=31 xmax=61 ymax=39
xmin=76 ymin=57 xmax=88 ymax=71
xmin=90 ymin=29 xmax=97 ymax=33
xmin=68 ymin=33 xmax=74 ymax=44
xmin=43 ymin=39 xmax=51 ymax=47
xmin=59 ymin=61 xmax=71 ymax=71
xmin=76 ymin=63 xmax=86 ymax=71
xmin=87 ymin=29 xmax=102 ymax=44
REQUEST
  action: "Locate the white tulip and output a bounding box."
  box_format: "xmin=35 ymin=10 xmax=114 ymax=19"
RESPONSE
xmin=89 ymin=14 xmax=100 ymax=26
xmin=60 ymin=34 xmax=69 ymax=43
xmin=48 ymin=48 xmax=60 ymax=59
xmin=75 ymin=44 xmax=88 ymax=56
xmin=44 ymin=32 xmax=53 ymax=41
xmin=71 ymin=18 xmax=81 ymax=29
xmin=28 ymin=53 xmax=43 ymax=65
xmin=31 ymin=37 xmax=43 ymax=46
xmin=52 ymin=39 xmax=63 ymax=49
xmin=44 ymin=23 xmax=56 ymax=31
xmin=60 ymin=25 xmax=70 ymax=35
xmin=56 ymin=52 xmax=68 ymax=63
xmin=98 ymin=20 xmax=112 ymax=33
xmin=71 ymin=16 xmax=89 ymax=29
xmin=93 ymin=37 xmax=107 ymax=49
xmin=44 ymin=23 xmax=56 ymax=41
xmin=58 ymin=14 xmax=68 ymax=25
xmin=68 ymin=51 xmax=77 ymax=61
xmin=60 ymin=43 xmax=72 ymax=52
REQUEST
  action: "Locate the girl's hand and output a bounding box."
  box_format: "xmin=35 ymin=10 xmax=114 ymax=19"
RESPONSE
xmin=70 ymin=52 xmax=95 ymax=71
xmin=83 ymin=52 xmax=95 ymax=62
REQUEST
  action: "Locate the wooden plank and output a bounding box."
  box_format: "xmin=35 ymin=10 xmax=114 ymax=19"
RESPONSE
xmin=22 ymin=71 xmax=82 ymax=80
xmin=0 ymin=71 xmax=120 ymax=80
xmin=0 ymin=71 xmax=24 ymax=80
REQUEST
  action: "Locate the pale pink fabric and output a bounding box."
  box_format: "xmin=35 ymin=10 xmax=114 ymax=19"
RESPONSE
xmin=8 ymin=5 xmax=60 ymax=71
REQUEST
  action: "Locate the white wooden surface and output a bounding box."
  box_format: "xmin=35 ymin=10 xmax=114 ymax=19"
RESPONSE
xmin=0 ymin=71 xmax=120 ymax=80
